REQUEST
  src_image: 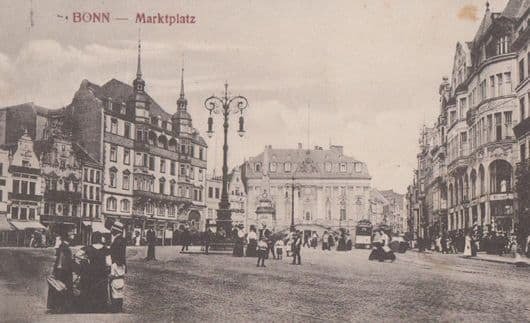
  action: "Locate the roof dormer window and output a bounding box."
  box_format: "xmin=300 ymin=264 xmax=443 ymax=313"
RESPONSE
xmin=325 ymin=162 xmax=332 ymax=172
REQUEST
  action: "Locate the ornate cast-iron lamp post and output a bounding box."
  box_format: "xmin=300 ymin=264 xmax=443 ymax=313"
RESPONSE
xmin=204 ymin=83 xmax=248 ymax=236
xmin=288 ymin=174 xmax=301 ymax=232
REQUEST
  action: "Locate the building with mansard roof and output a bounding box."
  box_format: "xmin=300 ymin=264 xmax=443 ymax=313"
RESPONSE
xmin=63 ymin=42 xmax=207 ymax=242
xmin=242 ymin=143 xmax=371 ymax=236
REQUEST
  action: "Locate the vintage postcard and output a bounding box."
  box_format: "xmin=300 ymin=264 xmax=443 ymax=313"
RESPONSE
xmin=0 ymin=0 xmax=529 ymax=322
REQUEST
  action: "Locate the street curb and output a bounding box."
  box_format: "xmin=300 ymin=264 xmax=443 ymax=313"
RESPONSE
xmin=461 ymin=256 xmax=516 ymax=265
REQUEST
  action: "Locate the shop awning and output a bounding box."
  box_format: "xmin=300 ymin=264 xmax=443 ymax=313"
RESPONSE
xmin=83 ymin=221 xmax=110 ymax=233
xmin=0 ymin=214 xmax=13 ymax=231
xmin=9 ymin=221 xmax=46 ymax=230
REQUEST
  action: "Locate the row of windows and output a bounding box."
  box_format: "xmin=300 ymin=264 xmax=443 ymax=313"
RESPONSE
xmin=83 ymin=168 xmax=101 ymax=184
xmin=105 ymin=197 xmax=179 ymax=216
xmin=82 ymin=184 xmax=100 ymax=201
xmin=518 ymin=52 xmax=530 ymax=84
xmin=11 ymin=206 xmax=36 ymax=220
xmin=253 ymin=162 xmax=362 ymax=173
xmin=43 ymin=202 xmax=79 ymax=217
xmin=447 ymin=111 xmax=513 ymax=163
xmin=462 ymin=72 xmax=512 ymax=118
xmin=208 ymin=187 xmax=221 ymax=199
xmin=45 ymin=179 xmax=79 ymax=193
xmin=12 ymin=180 xmax=37 ymax=195
xmin=109 ymin=146 xmax=204 ymax=180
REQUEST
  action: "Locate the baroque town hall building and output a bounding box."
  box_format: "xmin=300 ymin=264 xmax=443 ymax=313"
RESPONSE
xmin=0 ymin=41 xmax=207 ymax=244
xmin=407 ymin=0 xmax=530 ymax=242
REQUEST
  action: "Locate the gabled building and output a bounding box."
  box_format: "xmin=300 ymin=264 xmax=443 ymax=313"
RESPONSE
xmin=65 ymin=41 xmax=207 ymax=242
xmin=407 ymin=0 xmax=530 ymax=244
xmin=5 ymin=131 xmax=45 ymax=245
xmin=0 ymin=39 xmax=208 ymax=244
xmin=206 ymin=167 xmax=247 ymax=229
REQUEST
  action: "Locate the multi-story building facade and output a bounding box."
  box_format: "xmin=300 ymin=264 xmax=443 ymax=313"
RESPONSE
xmin=407 ymin=1 xmax=530 ymax=242
xmin=65 ymin=44 xmax=207 ymax=241
xmin=512 ymin=2 xmax=530 ymax=242
xmin=380 ymin=189 xmax=406 ymax=235
xmin=5 ymin=131 xmax=45 ymax=245
xmin=368 ymin=189 xmax=388 ymax=226
xmin=39 ymin=111 xmax=105 ymax=244
xmin=206 ymin=167 xmax=247 ymax=229
xmin=0 ymin=148 xmax=9 ymax=243
xmin=0 ymin=41 xmax=208 ymax=244
xmin=243 ymin=144 xmax=371 ymax=235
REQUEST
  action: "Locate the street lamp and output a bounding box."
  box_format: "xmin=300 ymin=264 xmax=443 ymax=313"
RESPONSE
xmin=288 ymin=175 xmax=301 ymax=232
xmin=204 ymin=83 xmax=248 ymax=236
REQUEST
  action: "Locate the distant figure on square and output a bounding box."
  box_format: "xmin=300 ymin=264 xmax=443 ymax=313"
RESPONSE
xmin=322 ymin=231 xmax=329 ymax=251
xmin=145 ymin=227 xmax=157 ymax=261
xmin=181 ymin=226 xmax=191 ymax=253
xmin=109 ymin=221 xmax=127 ymax=313
xmin=257 ymin=237 xmax=268 ymax=267
xmin=47 ymin=232 xmax=74 ymax=314
xmin=274 ymin=238 xmax=284 ymax=260
xmin=463 ymin=230 xmax=473 ymax=257
xmin=246 ymin=226 xmax=258 ymax=257
xmin=292 ymin=231 xmax=302 ymax=265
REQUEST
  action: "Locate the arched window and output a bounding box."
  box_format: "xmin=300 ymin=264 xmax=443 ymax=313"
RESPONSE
xmin=255 ymin=163 xmax=261 ymax=172
xmin=146 ymin=203 xmax=153 ymax=214
xmin=120 ymin=199 xmax=130 ymax=212
xmin=305 ymin=211 xmax=311 ymax=221
xmin=470 ymin=169 xmax=477 ymax=198
xmin=479 ymin=164 xmax=485 ymax=195
xmin=489 ymin=160 xmax=513 ymax=193
xmin=106 ymin=197 xmax=117 ymax=211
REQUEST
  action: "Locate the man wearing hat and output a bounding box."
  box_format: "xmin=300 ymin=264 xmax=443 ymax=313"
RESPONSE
xmin=145 ymin=227 xmax=157 ymax=260
xmin=109 ymin=221 xmax=126 ymax=312
xmin=291 ymin=230 xmax=302 ymax=265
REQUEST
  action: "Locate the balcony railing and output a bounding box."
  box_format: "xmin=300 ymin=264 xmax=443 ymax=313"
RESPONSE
xmin=9 ymin=192 xmax=42 ymax=201
xmin=44 ymin=190 xmax=82 ymax=202
xmin=133 ymin=190 xmax=191 ymax=204
xmin=9 ymin=165 xmax=40 ymax=175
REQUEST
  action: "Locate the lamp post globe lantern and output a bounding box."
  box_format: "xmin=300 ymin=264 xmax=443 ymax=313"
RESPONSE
xmin=204 ymin=82 xmax=248 ymax=236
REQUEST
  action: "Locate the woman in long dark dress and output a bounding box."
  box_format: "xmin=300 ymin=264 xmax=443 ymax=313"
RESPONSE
xmin=47 ymin=233 xmax=74 ymax=314
xmin=84 ymin=232 xmax=110 ymax=313
xmin=246 ymin=227 xmax=258 ymax=257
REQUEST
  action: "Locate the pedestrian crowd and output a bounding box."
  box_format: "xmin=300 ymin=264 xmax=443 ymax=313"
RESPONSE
xmin=421 ymin=223 xmax=530 ymax=258
xmin=46 ymin=221 xmax=127 ymax=314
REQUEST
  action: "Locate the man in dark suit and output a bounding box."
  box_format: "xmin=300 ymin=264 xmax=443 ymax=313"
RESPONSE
xmin=291 ymin=231 xmax=302 ymax=265
xmin=109 ymin=221 xmax=126 ymax=313
xmin=145 ymin=227 xmax=157 ymax=261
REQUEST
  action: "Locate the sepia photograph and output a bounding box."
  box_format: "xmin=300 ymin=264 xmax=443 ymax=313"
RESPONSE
xmin=0 ymin=0 xmax=529 ymax=322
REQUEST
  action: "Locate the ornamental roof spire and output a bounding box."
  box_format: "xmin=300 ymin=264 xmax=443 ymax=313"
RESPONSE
xmin=136 ymin=28 xmax=142 ymax=79
xmin=180 ymin=67 xmax=185 ymax=99
xmin=133 ymin=28 xmax=146 ymax=93
xmin=177 ymin=65 xmax=188 ymax=110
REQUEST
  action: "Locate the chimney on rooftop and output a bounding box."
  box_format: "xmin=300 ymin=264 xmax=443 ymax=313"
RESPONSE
xmin=330 ymin=145 xmax=343 ymax=154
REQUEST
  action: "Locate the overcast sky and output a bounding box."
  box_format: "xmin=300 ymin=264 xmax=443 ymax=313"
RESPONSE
xmin=0 ymin=0 xmax=510 ymax=193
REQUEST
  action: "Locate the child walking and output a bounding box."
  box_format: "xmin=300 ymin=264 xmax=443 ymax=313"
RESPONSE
xmin=257 ymin=237 xmax=268 ymax=267
xmin=274 ymin=239 xmax=284 ymax=260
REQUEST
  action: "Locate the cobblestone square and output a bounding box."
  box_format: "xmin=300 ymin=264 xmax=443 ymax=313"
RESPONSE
xmin=1 ymin=247 xmax=529 ymax=322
